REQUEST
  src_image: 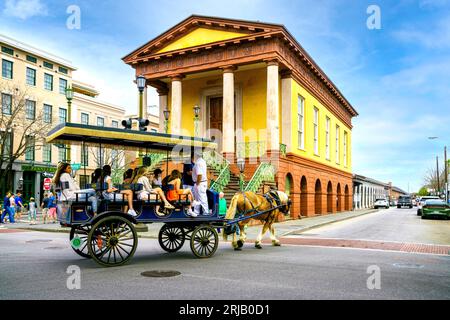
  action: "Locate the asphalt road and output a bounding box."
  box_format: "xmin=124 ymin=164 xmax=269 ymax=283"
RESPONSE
xmin=296 ymin=206 xmax=450 ymax=245
xmin=1 ymin=206 xmax=449 ymax=300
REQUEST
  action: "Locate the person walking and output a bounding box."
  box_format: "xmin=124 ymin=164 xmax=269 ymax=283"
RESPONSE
xmin=192 ymin=149 xmax=209 ymax=216
xmin=41 ymin=193 xmax=50 ymax=224
xmin=14 ymin=191 xmax=23 ymax=220
xmin=1 ymin=192 xmax=15 ymax=224
xmin=47 ymin=192 xmax=57 ymax=223
xmin=28 ymin=197 xmax=37 ymax=225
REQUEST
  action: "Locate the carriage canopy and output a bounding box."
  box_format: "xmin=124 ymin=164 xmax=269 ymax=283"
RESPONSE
xmin=46 ymin=123 xmax=217 ymax=152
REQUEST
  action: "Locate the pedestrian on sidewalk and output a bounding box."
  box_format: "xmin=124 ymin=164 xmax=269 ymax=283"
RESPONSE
xmin=1 ymin=192 xmax=15 ymax=224
xmin=28 ymin=197 xmax=37 ymax=225
xmin=41 ymin=193 xmax=50 ymax=224
xmin=14 ymin=191 xmax=24 ymax=220
xmin=47 ymin=192 xmax=57 ymax=223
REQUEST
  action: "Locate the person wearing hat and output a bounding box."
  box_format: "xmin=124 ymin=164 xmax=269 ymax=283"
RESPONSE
xmin=192 ymin=149 xmax=209 ymax=215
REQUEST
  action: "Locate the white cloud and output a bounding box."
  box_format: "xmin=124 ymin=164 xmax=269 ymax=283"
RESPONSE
xmin=392 ymin=15 xmax=450 ymax=49
xmin=3 ymin=0 xmax=47 ymax=20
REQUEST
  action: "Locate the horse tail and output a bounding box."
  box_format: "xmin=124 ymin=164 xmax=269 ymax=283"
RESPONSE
xmin=225 ymin=193 xmax=240 ymax=220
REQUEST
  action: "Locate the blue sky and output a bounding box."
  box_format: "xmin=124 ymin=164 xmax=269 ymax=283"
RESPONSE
xmin=1 ymin=0 xmax=449 ymax=192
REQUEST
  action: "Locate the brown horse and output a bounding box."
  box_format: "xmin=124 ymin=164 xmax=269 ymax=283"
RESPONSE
xmin=224 ymin=190 xmax=291 ymax=250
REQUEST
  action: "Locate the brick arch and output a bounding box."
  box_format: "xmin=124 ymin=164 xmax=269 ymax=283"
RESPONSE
xmin=284 ymin=173 xmax=294 ymax=196
xmin=327 ymin=181 xmax=333 ymax=213
xmin=336 ymin=183 xmax=343 ymax=212
xmin=300 ymin=175 xmax=308 ymax=217
xmin=315 ymin=179 xmax=322 ymax=215
xmin=344 ymin=184 xmax=350 ymax=211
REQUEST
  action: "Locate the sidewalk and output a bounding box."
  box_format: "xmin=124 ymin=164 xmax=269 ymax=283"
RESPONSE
xmin=1 ymin=209 xmax=378 ymax=239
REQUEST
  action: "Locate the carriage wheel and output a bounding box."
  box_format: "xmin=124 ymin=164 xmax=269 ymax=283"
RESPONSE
xmin=70 ymin=225 xmax=91 ymax=259
xmin=190 ymin=225 xmax=219 ymax=259
xmin=87 ymin=216 xmax=138 ymax=267
xmin=158 ymin=224 xmax=185 ymax=253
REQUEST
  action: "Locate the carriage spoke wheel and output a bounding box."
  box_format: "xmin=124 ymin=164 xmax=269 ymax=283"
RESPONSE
xmin=87 ymin=216 xmax=138 ymax=267
xmin=158 ymin=225 xmax=185 ymax=253
xmin=70 ymin=225 xmax=92 ymax=259
xmin=190 ymin=225 xmax=218 ymax=259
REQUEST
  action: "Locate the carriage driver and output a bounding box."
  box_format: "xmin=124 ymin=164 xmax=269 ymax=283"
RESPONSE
xmin=192 ymin=149 xmax=209 ymax=216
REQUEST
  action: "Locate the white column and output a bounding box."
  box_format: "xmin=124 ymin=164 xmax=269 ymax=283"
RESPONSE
xmin=266 ymin=60 xmax=280 ymax=151
xmin=281 ymin=71 xmax=292 ymax=153
xmin=222 ymin=66 xmax=235 ymax=154
xmin=170 ymin=75 xmax=183 ymax=135
xmin=158 ymin=88 xmax=168 ymax=133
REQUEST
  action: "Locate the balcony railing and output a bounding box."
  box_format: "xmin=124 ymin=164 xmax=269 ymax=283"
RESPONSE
xmin=236 ymin=141 xmax=266 ymax=158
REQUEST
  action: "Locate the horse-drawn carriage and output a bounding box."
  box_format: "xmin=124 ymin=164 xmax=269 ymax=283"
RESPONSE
xmin=46 ymin=123 xmax=290 ymax=267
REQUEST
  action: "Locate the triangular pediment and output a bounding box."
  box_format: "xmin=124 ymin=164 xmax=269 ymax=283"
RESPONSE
xmin=156 ymin=27 xmax=251 ymax=54
xmin=123 ymin=15 xmax=282 ymax=62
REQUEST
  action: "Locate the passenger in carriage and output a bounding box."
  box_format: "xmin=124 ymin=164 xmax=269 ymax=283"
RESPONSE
xmin=52 ymin=162 xmax=98 ymax=215
xmin=131 ymin=167 xmax=175 ymax=209
xmin=165 ymin=170 xmax=197 ymax=217
xmin=122 ymin=169 xmax=134 ymax=184
xmin=100 ymin=165 xmax=137 ymax=217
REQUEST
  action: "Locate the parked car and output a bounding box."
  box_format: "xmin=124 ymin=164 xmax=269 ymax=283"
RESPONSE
xmin=374 ymin=198 xmax=389 ymax=209
xmin=397 ymin=195 xmax=413 ymax=209
xmin=421 ymin=199 xmax=450 ymax=220
xmin=417 ymin=196 xmax=440 ymax=216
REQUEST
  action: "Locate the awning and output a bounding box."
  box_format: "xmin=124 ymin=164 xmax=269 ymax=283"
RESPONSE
xmin=46 ymin=123 xmax=217 ymax=152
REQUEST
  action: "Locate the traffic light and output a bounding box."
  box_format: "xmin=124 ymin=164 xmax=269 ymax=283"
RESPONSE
xmin=138 ymin=118 xmax=150 ymax=131
xmin=122 ymin=118 xmax=132 ymax=129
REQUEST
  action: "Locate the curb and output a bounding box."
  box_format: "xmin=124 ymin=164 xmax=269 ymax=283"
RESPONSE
xmin=11 ymin=209 xmax=379 ymax=238
xmin=280 ymin=209 xmax=379 ymax=237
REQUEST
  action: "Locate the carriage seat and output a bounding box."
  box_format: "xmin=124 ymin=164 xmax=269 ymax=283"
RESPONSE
xmin=162 ymin=184 xmax=191 ymax=206
xmin=56 ymin=182 xmax=95 ymax=210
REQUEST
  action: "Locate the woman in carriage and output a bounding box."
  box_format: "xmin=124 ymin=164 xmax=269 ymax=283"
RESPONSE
xmin=52 ymin=162 xmax=98 ymax=215
xmin=132 ymin=166 xmax=175 ymax=210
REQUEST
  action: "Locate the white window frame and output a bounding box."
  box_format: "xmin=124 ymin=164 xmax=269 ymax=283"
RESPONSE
xmin=344 ymin=131 xmax=348 ymax=167
xmin=313 ymin=107 xmax=319 ymax=155
xmin=335 ymin=125 xmax=340 ymax=164
xmin=325 ymin=117 xmax=330 ymax=160
xmin=297 ymin=95 xmax=305 ymax=150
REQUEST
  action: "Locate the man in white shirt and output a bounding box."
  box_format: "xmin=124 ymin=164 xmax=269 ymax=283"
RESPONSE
xmin=192 ymin=149 xmax=209 ymax=216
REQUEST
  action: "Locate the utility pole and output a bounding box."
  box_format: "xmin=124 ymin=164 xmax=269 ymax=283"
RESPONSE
xmin=436 ymin=156 xmax=440 ymax=195
xmin=445 ymin=146 xmax=448 ymax=201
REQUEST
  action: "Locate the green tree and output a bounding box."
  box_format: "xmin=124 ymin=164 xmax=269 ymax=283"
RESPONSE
xmin=417 ymin=187 xmax=428 ymax=196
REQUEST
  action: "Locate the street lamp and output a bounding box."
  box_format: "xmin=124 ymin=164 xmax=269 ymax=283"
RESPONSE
xmin=163 ymin=109 xmax=170 ymax=134
xmin=136 ymin=75 xmax=146 ymax=120
xmin=237 ymin=158 xmax=245 ymax=191
xmin=193 ymin=105 xmax=200 ymax=137
xmin=65 ymin=86 xmax=74 ymax=162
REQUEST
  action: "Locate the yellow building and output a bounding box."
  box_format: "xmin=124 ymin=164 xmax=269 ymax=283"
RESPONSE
xmin=123 ymin=15 xmax=359 ymax=217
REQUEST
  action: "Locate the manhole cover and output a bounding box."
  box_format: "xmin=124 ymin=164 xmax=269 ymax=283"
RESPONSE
xmin=393 ymin=263 xmax=424 ymax=269
xmin=26 ymin=239 xmax=52 ymax=243
xmin=44 ymin=246 xmax=65 ymax=250
xmin=141 ymin=270 xmax=181 ymax=278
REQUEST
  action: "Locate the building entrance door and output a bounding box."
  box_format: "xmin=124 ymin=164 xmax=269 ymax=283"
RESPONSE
xmin=209 ymin=96 xmax=223 ymax=150
xmin=22 ymin=171 xmax=35 ymax=201
xmin=209 ymin=97 xmax=223 ymax=132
